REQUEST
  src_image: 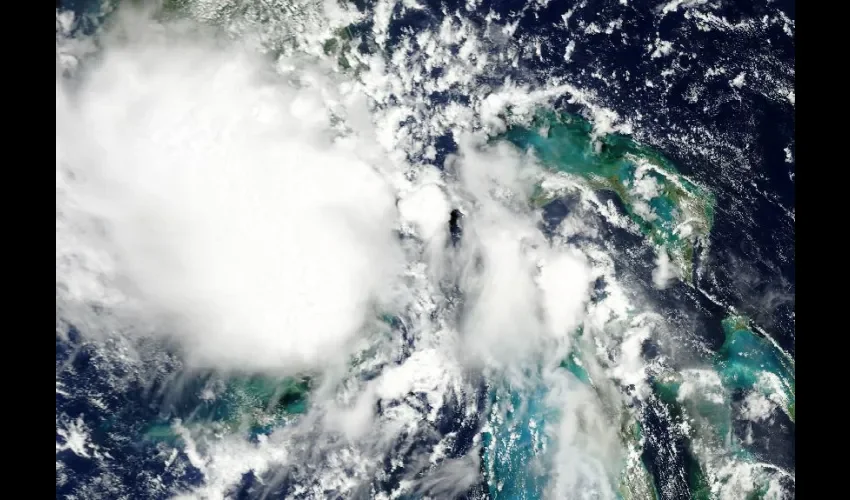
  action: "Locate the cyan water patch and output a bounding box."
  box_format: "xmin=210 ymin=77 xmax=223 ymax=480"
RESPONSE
xmin=718 ymin=316 xmax=795 ymax=422
xmin=482 ymin=378 xmax=555 ymax=500
xmin=646 ymin=316 xmax=795 ymax=499
xmin=560 ymin=352 xmax=592 ymax=386
xmin=558 ymin=327 xmax=593 ymax=386
xmin=143 ymin=375 xmax=311 ymax=443
xmin=497 ymin=110 xmax=715 ymax=282
xmin=141 ymin=315 xmax=408 ymax=445
xmin=482 ymin=350 xmax=650 ymax=500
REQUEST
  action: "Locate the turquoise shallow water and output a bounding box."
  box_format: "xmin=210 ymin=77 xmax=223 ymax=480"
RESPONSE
xmin=718 ymin=317 xmax=795 ymax=421
xmin=142 ymin=375 xmax=311 ymax=443
xmin=483 ymin=380 xmax=553 ymax=499
xmin=498 ymin=110 xmax=715 ymax=280
xmin=649 ymin=316 xmax=795 ymax=499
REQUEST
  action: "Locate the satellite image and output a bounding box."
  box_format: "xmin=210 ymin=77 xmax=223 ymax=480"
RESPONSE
xmin=55 ymin=0 xmax=794 ymax=497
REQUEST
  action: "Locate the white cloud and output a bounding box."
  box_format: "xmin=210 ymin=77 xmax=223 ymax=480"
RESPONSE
xmin=56 ymin=15 xmax=403 ymax=374
xmin=443 ymin=136 xmax=594 ymax=371
xmin=652 ymin=249 xmax=678 ymax=289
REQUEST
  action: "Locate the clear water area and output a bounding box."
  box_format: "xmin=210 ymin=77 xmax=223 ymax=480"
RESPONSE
xmin=56 ymin=329 xmax=205 ymax=497
xmin=56 ymin=0 xmax=794 ymax=497
xmin=483 ymin=382 xmax=552 ymax=499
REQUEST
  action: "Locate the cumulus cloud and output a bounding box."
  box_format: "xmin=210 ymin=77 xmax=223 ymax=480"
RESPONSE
xmin=445 ymin=135 xmax=595 ymax=370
